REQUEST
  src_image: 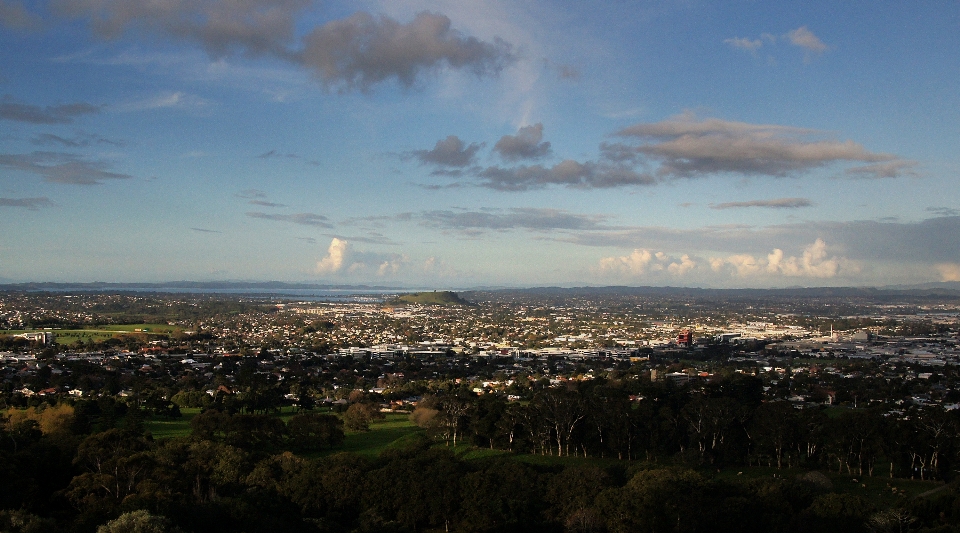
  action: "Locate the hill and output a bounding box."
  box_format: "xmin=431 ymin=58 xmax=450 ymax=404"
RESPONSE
xmin=388 ymin=291 xmax=470 ymax=306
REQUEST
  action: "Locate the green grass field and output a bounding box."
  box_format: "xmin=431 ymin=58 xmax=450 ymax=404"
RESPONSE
xmin=4 ymin=324 xmax=183 ymax=344
xmin=143 ymin=409 xmax=424 ymax=458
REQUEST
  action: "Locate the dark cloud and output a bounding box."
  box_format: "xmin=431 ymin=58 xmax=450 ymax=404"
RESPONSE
xmin=417 ymin=207 xmax=611 ymax=233
xmin=248 ymin=199 xmax=286 ymax=208
xmin=257 ymin=149 xmax=299 ymax=159
xmin=0 ymin=1 xmax=41 ymax=30
xmin=236 ymin=189 xmax=267 ymax=199
xmin=493 ymin=123 xmax=551 ymax=161
xmin=556 ymin=64 xmax=580 ymax=80
xmin=53 ymin=2 xmax=515 ymax=91
xmin=0 ymin=196 xmax=54 ymax=210
xmin=927 ymin=207 xmax=960 ymax=217
xmin=711 ymin=198 xmax=812 ymax=209
xmin=302 ymin=11 xmax=514 ymax=91
xmin=411 ymin=135 xmax=482 ymax=167
xmin=32 ymin=131 xmax=124 ymax=147
xmin=0 ymin=97 xmax=101 ymax=124
xmin=0 ymin=151 xmax=132 ymax=184
xmin=614 ymin=112 xmax=914 ymax=180
xmin=190 ymin=227 xmax=221 ymax=233
xmin=53 ymin=0 xmax=308 ymax=58
xmin=559 ymin=215 xmax=960 ymax=265
xmin=246 ymin=211 xmax=333 ymax=227
xmin=477 ymin=160 xmax=654 ymax=191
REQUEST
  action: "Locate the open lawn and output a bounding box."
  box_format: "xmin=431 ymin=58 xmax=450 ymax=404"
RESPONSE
xmin=4 ymin=324 xmax=183 ymax=344
xmin=337 ymin=412 xmax=423 ymax=458
xmin=145 ymin=407 xmax=200 ymax=439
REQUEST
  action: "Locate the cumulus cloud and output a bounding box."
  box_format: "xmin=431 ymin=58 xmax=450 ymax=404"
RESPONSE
xmin=50 ymin=3 xmax=514 ymax=91
xmin=0 ymin=96 xmax=101 ymax=124
xmin=246 ymin=211 xmax=332 ymax=227
xmin=315 ymin=237 xmax=406 ymax=276
xmin=712 ymin=239 xmax=841 ymax=278
xmin=493 ymin=123 xmax=551 ymax=161
xmin=786 ymin=26 xmax=828 ymax=54
xmin=937 ymin=263 xmax=960 ymax=282
xmin=0 ymin=151 xmax=132 ymax=184
xmin=0 ymin=196 xmax=54 ymax=210
xmin=316 ymin=237 xmax=348 ymax=273
xmin=599 ymin=249 xmax=698 ymax=277
xmin=614 ymin=112 xmax=912 ymax=180
xmin=712 ymin=197 xmax=812 ymax=210
xmin=411 ymin=135 xmax=482 ymax=167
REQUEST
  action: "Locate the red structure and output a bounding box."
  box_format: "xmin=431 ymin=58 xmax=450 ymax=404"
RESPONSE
xmin=677 ymin=329 xmax=693 ymax=347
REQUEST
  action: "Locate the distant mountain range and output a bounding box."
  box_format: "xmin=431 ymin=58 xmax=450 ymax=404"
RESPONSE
xmin=1 ymin=281 xmax=958 ymax=299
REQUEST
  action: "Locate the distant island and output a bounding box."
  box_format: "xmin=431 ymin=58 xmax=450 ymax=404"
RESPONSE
xmin=387 ymin=291 xmax=470 ymax=306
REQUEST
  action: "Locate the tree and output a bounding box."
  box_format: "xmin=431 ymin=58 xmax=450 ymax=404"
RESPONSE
xmin=96 ymin=510 xmax=180 ymax=533
xmin=344 ymin=404 xmax=372 ymax=432
xmin=287 ymin=413 xmax=344 ymax=451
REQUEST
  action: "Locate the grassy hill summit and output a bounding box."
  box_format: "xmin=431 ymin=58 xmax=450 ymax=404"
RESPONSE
xmin=388 ymin=291 xmax=470 ymax=306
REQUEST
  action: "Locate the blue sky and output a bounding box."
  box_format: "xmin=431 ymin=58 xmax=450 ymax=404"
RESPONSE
xmin=1 ymin=0 xmax=959 ymax=288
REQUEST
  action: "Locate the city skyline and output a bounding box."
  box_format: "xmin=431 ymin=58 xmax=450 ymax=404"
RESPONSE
xmin=1 ymin=1 xmax=959 ymax=288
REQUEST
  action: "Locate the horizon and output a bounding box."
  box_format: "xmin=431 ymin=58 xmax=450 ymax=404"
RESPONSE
xmin=2 ymin=2 xmax=959 ymax=288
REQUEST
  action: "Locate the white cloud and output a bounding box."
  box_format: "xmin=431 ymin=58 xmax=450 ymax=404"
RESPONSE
xmin=712 ymin=239 xmax=842 ymax=279
xmin=786 ymin=26 xmax=828 ymax=54
xmin=598 ymin=249 xmax=696 ymax=277
xmin=724 ymin=36 xmax=762 ymax=53
xmin=316 ymin=237 xmax=347 ymax=273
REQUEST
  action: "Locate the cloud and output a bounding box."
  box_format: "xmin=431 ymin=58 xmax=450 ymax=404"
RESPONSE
xmin=493 ymin=123 xmax=551 ymax=161
xmin=600 ymin=240 xmax=843 ymax=280
xmin=927 ymin=207 xmax=960 ymax=217
xmin=0 ymin=96 xmax=101 ymax=124
xmin=116 ymin=91 xmax=209 ymax=111
xmin=0 ymin=196 xmax=54 ymax=210
xmin=844 ymin=160 xmax=919 ymax=179
xmin=32 ymin=131 xmax=124 ymax=148
xmin=190 ymin=227 xmax=221 ymax=233
xmin=614 ymin=112 xmax=912 ymax=180
xmin=315 ymin=237 xmax=406 ymax=276
xmin=786 ymin=26 xmax=828 ymax=54
xmin=52 ymin=0 xmax=310 ymax=58
xmin=0 ymin=151 xmax=132 ymax=184
xmin=0 ymin=0 xmax=41 ymax=30
xmin=416 ymin=207 xmax=611 ymax=233
xmin=54 ymin=3 xmax=517 ymax=91
xmin=237 ymin=189 xmax=267 ymax=199
xmin=316 ymin=237 xmax=348 ymax=273
xmin=724 ymin=36 xmax=763 ymax=52
xmin=257 ymin=149 xmax=299 ymax=159
xmin=555 ymin=64 xmax=580 ymax=80
xmin=245 ymin=211 xmax=332 ymax=227
xmin=937 ymin=263 xmax=960 ymax=282
xmin=477 ymin=160 xmax=654 ymax=191
xmin=302 ymin=11 xmax=514 ymax=91
xmin=411 ymin=135 xmax=482 ymax=167
xmin=598 ymin=249 xmax=698 ymax=277
xmin=248 ymin=199 xmax=286 ymax=208
xmin=711 ymin=197 xmax=812 ymax=210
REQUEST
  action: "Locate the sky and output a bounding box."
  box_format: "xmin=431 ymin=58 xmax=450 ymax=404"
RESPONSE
xmin=1 ymin=1 xmax=959 ymax=288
